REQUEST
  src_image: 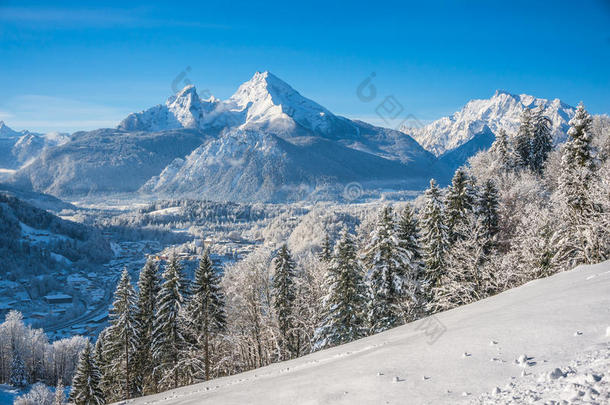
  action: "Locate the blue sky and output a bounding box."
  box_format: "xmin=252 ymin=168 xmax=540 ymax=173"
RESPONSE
xmin=1 ymin=0 xmax=609 ymax=133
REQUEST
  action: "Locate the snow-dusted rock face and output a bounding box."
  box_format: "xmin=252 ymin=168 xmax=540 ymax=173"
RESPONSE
xmin=401 ymin=90 xmax=576 ymax=156
xmin=118 ymin=72 xmax=356 ymax=139
xmin=118 ymin=85 xmax=220 ymax=132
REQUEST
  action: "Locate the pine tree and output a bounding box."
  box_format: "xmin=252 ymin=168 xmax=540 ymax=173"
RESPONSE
xmin=445 ymin=169 xmax=476 ymax=242
xmin=133 ymin=259 xmax=161 ymax=395
xmin=93 ymin=330 xmax=115 ymax=401
xmin=490 ymin=128 xmax=512 ymax=170
xmin=554 ymin=103 xmax=603 ymax=267
xmin=70 ymin=342 xmax=105 ymax=405
xmin=152 ymin=254 xmax=188 ymax=389
xmin=363 ymin=206 xmax=415 ymax=333
xmin=419 ymin=179 xmax=449 ymax=299
xmin=104 ymin=269 xmax=138 ymax=400
xmin=477 ymin=179 xmax=500 ymax=252
xmin=530 ymin=106 xmax=553 ymax=174
xmin=319 ymin=233 xmax=333 ymax=262
xmin=433 ymin=216 xmax=490 ymax=311
xmin=314 ymin=230 xmax=367 ymax=349
xmin=396 ymin=205 xmax=425 ymax=318
xmin=514 ymin=108 xmax=534 ymax=169
xmin=271 ymin=245 xmax=298 ymax=360
xmin=184 ymin=250 xmax=226 ymax=381
xmin=557 ymin=103 xmax=596 ymax=217
xmin=9 ymin=346 xmax=27 ymax=388
xmin=565 ymin=103 xmax=594 ymax=169
xmin=53 ymin=380 xmax=65 ymax=405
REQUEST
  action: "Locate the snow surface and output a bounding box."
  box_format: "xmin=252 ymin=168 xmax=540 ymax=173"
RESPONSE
xmin=402 ymin=90 xmax=576 ymax=156
xmin=126 ymin=261 xmax=610 ymax=405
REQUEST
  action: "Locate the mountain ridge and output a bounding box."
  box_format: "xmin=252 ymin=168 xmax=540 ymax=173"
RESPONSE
xmin=401 ymin=90 xmax=577 ymax=156
xmin=3 ymin=74 xmax=592 ymax=201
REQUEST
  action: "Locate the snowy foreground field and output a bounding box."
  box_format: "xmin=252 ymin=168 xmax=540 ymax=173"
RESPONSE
xmin=125 ymin=261 xmax=610 ymax=405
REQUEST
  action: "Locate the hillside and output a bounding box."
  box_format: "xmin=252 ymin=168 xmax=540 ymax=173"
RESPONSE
xmin=0 ymin=192 xmax=112 ymax=276
xmin=127 ymin=261 xmax=610 ymax=405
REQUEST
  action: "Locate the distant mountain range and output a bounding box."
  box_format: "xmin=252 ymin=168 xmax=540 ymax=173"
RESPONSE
xmin=0 ymin=122 xmax=69 ymax=178
xmin=2 ymin=72 xmax=584 ymax=202
xmin=401 ymin=90 xmax=576 ymax=156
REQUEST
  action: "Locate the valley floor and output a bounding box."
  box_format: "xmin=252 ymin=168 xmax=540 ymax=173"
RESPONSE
xmin=125 ymin=261 xmax=610 ymax=404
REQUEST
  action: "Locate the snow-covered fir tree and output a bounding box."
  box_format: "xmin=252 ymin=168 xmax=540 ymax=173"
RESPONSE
xmin=513 ymin=107 xmax=534 ymax=169
xmin=70 ymin=342 xmax=105 ymax=405
xmin=9 ymin=345 xmax=27 ymax=388
xmin=434 ymin=215 xmax=493 ymax=311
xmin=362 ymin=206 xmax=415 ymax=333
xmin=93 ymin=330 xmax=115 ymax=401
xmin=555 ymin=104 xmax=596 ymax=228
xmin=530 ymin=106 xmax=553 ymax=174
xmin=314 ymin=229 xmax=367 ymax=349
xmin=396 ymin=205 xmax=425 ymax=318
xmin=133 ymin=259 xmax=161 ymax=395
xmin=152 ymin=254 xmax=188 ymax=389
xmin=104 ymin=268 xmax=139 ymax=400
xmin=552 ymin=105 xmax=610 ymax=269
xmin=319 ymin=233 xmax=333 ymax=262
xmin=445 ymin=169 xmax=476 ymax=242
xmin=489 ymin=128 xmax=512 ymax=170
xmin=184 ymin=250 xmax=226 ymax=381
xmin=477 ymin=179 xmax=500 ymax=252
xmin=419 ymin=179 xmax=449 ymax=301
xmin=271 ymin=245 xmax=298 ymax=360
xmin=564 ymin=103 xmax=595 ymax=169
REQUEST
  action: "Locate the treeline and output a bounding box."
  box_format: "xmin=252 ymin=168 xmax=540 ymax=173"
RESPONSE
xmin=66 ymin=104 xmax=610 ymax=404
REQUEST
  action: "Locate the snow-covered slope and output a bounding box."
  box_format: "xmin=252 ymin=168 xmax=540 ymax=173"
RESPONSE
xmin=402 ymin=90 xmax=576 ymax=156
xmin=11 ymin=128 xmax=208 ymax=196
xmin=127 ymin=261 xmax=610 ymax=405
xmin=141 ymin=129 xmax=435 ymax=201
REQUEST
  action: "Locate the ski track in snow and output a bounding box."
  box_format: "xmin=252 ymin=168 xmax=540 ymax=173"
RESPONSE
xmin=124 ymin=261 xmax=610 ymax=405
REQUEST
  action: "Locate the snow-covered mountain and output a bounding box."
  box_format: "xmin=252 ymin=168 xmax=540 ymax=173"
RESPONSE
xmin=13 ymin=72 xmax=439 ymax=200
xmin=133 ymin=72 xmax=440 ymax=201
xmin=141 ymin=128 xmax=432 ymax=201
xmin=8 ymin=75 xmax=591 ymax=201
xmin=128 ymin=261 xmax=610 ymax=404
xmin=0 ymin=121 xmax=69 ymax=173
xmin=118 ymin=72 xmax=357 ymax=139
xmin=401 ymin=90 xmax=577 ymax=157
xmin=0 ymin=121 xmax=24 ymax=138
